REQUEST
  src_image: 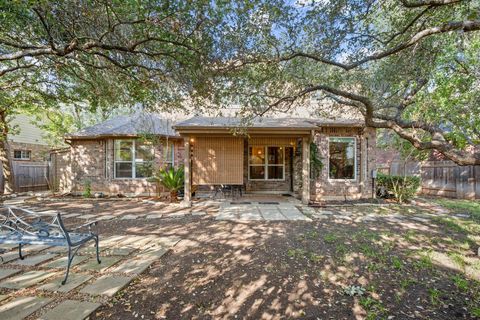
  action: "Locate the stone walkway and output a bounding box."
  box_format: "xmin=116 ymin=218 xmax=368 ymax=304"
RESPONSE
xmin=0 ymin=234 xmax=180 ymax=320
xmin=216 ymin=202 xmax=311 ymax=221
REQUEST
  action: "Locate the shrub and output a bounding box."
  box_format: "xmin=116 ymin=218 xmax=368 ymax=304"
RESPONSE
xmin=148 ymin=166 xmax=184 ymax=202
xmin=82 ymin=180 xmax=92 ymax=198
xmin=376 ymin=173 xmax=420 ymax=203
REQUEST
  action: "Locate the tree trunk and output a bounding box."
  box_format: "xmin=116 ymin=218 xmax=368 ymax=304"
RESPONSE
xmin=170 ymin=190 xmax=177 ymax=203
xmin=0 ymin=110 xmax=14 ymax=194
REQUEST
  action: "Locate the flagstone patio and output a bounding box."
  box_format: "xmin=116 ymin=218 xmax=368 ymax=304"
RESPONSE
xmin=0 ymin=233 xmax=180 ymax=319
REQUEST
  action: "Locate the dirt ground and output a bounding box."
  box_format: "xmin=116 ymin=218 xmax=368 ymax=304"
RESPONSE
xmin=23 ymin=198 xmax=480 ymax=320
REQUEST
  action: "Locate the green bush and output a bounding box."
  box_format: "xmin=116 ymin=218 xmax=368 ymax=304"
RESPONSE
xmin=376 ymin=173 xmax=420 ymax=203
xmin=82 ymin=180 xmax=92 ymax=198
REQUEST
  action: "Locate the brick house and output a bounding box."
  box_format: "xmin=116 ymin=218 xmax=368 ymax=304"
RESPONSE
xmin=61 ymin=113 xmax=377 ymax=204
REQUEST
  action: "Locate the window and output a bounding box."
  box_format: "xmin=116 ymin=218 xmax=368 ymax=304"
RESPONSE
xmin=114 ymin=140 xmax=154 ymax=178
xmin=248 ymin=146 xmax=284 ymax=180
xmin=13 ymin=150 xmax=31 ymax=160
xmin=328 ymin=137 xmax=356 ymax=180
xmin=163 ymin=142 xmax=175 ymax=169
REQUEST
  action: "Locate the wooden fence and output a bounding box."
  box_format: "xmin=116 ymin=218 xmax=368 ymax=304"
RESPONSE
xmin=0 ymin=161 xmax=50 ymax=193
xmin=377 ymin=160 xmax=480 ymax=199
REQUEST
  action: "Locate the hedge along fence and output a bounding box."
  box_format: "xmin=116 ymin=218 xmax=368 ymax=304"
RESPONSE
xmin=376 ymin=173 xmax=421 ymax=203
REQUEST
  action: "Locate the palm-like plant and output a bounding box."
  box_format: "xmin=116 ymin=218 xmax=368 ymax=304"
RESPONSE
xmin=149 ymin=166 xmax=184 ymax=202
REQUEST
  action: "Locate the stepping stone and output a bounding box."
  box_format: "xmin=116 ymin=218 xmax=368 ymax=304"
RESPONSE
xmin=192 ymin=211 xmax=207 ymax=216
xmin=120 ymin=214 xmax=140 ymax=220
xmin=78 ymin=246 xmax=105 ymax=255
xmin=0 ymin=270 xmax=57 ymax=289
xmin=101 ymin=235 xmax=130 ymax=246
xmin=0 ymin=244 xmax=18 ymax=250
xmin=95 ymin=215 xmax=115 ymax=221
xmin=77 ymin=214 xmax=96 ymax=220
xmin=260 ymin=209 xmax=285 ymax=220
xmin=138 ymin=247 xmax=169 ymax=260
xmin=150 ymin=237 xmax=181 ymax=247
xmin=117 ymin=236 xmax=155 ymax=249
xmin=165 ymin=212 xmax=187 ymax=218
xmin=146 ymin=213 xmax=163 ymax=219
xmin=22 ymin=244 xmax=51 ymax=253
xmin=110 ymin=258 xmax=154 ymax=275
xmin=238 ymin=212 xmax=263 ymax=221
xmin=63 ymin=213 xmax=80 ymax=218
xmin=80 ymin=275 xmax=133 ymax=297
xmin=39 ymin=300 xmax=101 ymax=320
xmin=0 ymin=251 xmax=24 ymax=264
xmin=42 ymin=255 xmax=89 ymax=269
xmin=77 ymin=256 xmax=122 ymax=272
xmin=280 ymin=208 xmax=310 ymax=221
xmin=39 ymin=273 xmax=92 ymax=293
xmin=103 ymin=247 xmax=136 ymax=256
xmin=411 ymin=216 xmax=430 ymax=223
xmin=0 ymin=269 xmax=21 ymax=281
xmin=0 ymin=295 xmax=8 ymax=302
xmin=12 ymin=253 xmax=57 ymax=266
xmin=0 ymin=296 xmax=52 ymax=320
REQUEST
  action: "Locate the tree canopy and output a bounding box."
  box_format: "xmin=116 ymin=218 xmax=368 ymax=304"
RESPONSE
xmin=1 ymin=0 xmax=479 ymax=169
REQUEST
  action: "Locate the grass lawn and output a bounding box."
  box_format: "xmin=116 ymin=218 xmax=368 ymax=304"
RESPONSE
xmin=433 ymin=198 xmax=480 ymax=221
xmin=22 ymin=198 xmax=480 ymax=319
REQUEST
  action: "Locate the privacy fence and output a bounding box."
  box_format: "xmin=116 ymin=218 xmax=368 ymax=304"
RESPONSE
xmin=0 ymin=161 xmax=50 ymax=193
xmin=378 ymin=160 xmax=480 ymax=199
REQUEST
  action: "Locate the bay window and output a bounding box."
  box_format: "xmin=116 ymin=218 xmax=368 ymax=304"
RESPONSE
xmin=114 ymin=140 xmax=154 ymax=178
xmin=328 ymin=137 xmax=356 ymax=180
xmin=249 ymin=146 xmax=284 ymax=180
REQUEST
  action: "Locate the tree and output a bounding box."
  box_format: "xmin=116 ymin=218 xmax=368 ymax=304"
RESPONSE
xmin=211 ymin=0 xmax=480 ymax=165
xmin=0 ymin=0 xmax=225 ymax=193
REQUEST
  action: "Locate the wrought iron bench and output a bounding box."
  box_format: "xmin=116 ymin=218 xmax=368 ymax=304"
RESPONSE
xmin=0 ymin=206 xmax=101 ymax=284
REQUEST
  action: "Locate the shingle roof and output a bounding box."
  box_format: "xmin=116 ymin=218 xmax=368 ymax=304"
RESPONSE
xmin=174 ymin=116 xmax=364 ymax=129
xmin=66 ymin=113 xmax=178 ymax=139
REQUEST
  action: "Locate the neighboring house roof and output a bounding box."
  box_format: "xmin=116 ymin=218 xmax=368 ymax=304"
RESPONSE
xmin=174 ymin=116 xmax=364 ymax=130
xmin=66 ymin=113 xmax=179 ymax=139
xmin=9 ymin=114 xmax=49 ymax=146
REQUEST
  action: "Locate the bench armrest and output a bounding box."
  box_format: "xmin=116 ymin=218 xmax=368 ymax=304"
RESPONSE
xmin=67 ymin=220 xmax=98 ymax=233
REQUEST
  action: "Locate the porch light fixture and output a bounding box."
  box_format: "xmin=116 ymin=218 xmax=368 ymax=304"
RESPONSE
xmin=190 ymin=138 xmax=195 ymax=143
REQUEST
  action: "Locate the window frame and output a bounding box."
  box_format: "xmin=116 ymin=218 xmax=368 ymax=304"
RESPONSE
xmin=113 ymin=139 xmax=154 ymax=179
xmin=248 ymin=146 xmax=285 ymax=181
xmin=162 ymin=142 xmax=175 ymax=169
xmin=13 ymin=150 xmax=31 ymax=160
xmin=327 ymin=136 xmax=357 ymax=181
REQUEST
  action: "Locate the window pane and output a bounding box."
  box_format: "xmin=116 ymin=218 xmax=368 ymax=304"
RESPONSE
xmin=163 ymin=142 xmax=174 ymax=163
xmin=136 ymin=141 xmax=154 ymax=162
xmin=249 ymin=166 xmax=265 ymax=179
xmin=135 ymin=162 xmax=153 ymax=178
xmin=329 ymin=138 xmax=355 ymax=179
xmin=249 ymin=147 xmax=265 ymax=165
xmin=267 ymin=147 xmax=283 ymax=164
xmin=115 ymin=162 xmax=133 ymax=178
xmin=268 ymin=166 xmax=283 ymax=180
xmin=115 ymin=140 xmax=133 ymax=161
xmin=14 ymin=150 xmax=22 ymax=159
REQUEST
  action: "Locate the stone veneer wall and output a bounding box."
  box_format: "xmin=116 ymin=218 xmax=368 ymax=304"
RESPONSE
xmin=9 ymin=141 xmax=50 ymax=162
xmin=67 ymin=138 xmax=184 ymax=196
xmin=310 ymin=127 xmax=376 ymax=201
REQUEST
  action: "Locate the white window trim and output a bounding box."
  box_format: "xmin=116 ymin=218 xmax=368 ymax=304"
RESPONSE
xmin=163 ymin=142 xmax=175 ymax=167
xmin=13 ymin=150 xmax=31 ymax=160
xmin=248 ymin=146 xmax=285 ymax=181
xmin=114 ymin=139 xmax=154 ymax=179
xmin=327 ymin=137 xmax=357 ymax=181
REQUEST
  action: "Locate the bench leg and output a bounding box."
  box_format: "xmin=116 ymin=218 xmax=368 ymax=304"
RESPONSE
xmin=95 ymin=235 xmax=101 ymax=264
xmin=18 ymin=244 xmax=24 ymax=260
xmin=62 ymin=247 xmax=73 ymax=285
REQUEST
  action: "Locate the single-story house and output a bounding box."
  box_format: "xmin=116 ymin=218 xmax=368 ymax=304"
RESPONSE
xmin=59 ymin=113 xmax=377 ymax=204
xmin=61 ymin=113 xmax=183 ymax=196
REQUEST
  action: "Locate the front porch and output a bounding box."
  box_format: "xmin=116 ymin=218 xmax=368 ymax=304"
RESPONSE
xmin=181 ymin=133 xmax=312 ymax=206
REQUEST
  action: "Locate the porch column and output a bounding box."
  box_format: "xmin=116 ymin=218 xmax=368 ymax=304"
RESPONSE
xmin=181 ymin=136 xmax=192 ymax=207
xmin=302 ymin=137 xmax=310 ymax=205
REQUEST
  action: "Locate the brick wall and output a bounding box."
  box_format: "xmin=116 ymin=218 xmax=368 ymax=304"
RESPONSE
xmin=9 ymin=141 xmax=50 ymax=163
xmin=310 ymin=127 xmax=376 ymax=201
xmin=66 ymin=137 xmax=184 ymax=196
